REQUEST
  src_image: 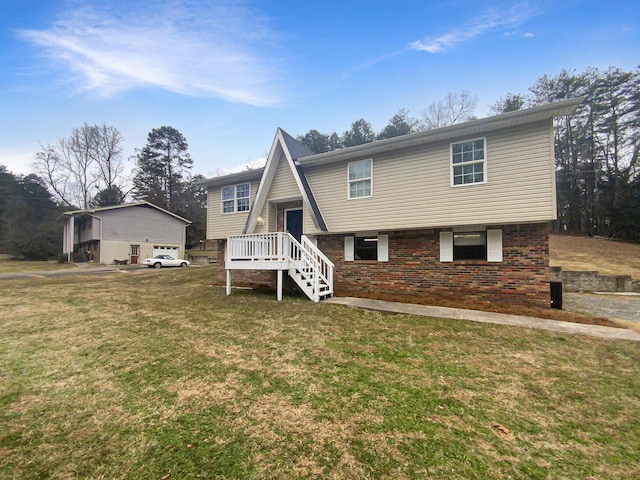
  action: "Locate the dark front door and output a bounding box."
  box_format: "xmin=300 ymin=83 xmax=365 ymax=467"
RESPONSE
xmin=285 ymin=209 xmax=303 ymax=242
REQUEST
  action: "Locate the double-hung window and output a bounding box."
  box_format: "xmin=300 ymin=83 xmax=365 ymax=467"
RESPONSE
xmin=221 ymin=183 xmax=250 ymax=214
xmin=348 ymin=159 xmax=372 ymax=199
xmin=451 ymin=138 xmax=486 ymax=186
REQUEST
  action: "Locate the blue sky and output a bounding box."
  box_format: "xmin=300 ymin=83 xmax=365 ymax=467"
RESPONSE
xmin=1 ymin=0 xmax=638 ymax=178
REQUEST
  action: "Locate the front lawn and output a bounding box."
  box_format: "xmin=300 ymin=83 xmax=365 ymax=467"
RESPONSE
xmin=0 ymin=256 xmax=75 ymax=273
xmin=1 ymin=267 xmax=638 ymax=479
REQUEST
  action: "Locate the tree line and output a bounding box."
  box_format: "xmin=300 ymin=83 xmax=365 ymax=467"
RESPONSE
xmin=0 ymin=125 xmax=207 ymax=259
xmin=1 ymin=65 xmax=638 ymax=259
xmin=296 ymin=91 xmax=479 ymax=153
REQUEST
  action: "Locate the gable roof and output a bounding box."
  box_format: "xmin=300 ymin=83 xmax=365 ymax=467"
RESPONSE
xmin=243 ymin=128 xmax=327 ymax=234
xmin=197 ymin=167 xmax=264 ymax=188
xmin=62 ymin=201 xmax=192 ymax=224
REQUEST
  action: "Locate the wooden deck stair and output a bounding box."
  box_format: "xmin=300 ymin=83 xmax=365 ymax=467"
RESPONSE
xmin=225 ymin=232 xmax=334 ymax=302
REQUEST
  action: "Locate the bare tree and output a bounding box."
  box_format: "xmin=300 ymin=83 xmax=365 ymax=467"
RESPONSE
xmin=35 ymin=123 xmax=128 ymax=208
xmin=421 ymin=91 xmax=478 ymax=130
xmin=94 ymin=124 xmax=126 ymax=191
xmin=35 ymin=144 xmax=73 ymax=207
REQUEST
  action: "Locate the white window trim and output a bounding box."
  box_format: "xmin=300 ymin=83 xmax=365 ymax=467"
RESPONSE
xmin=221 ymin=182 xmax=251 ymax=214
xmin=450 ymin=137 xmax=487 ymax=187
xmin=347 ymin=159 xmax=373 ymax=200
xmin=344 ymin=233 xmax=388 ymax=262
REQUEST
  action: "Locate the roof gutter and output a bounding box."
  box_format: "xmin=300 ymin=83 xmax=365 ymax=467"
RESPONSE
xmin=298 ymin=97 xmax=584 ymax=167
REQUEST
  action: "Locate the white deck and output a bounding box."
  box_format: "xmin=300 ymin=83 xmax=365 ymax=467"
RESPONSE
xmin=225 ymin=232 xmax=333 ymax=302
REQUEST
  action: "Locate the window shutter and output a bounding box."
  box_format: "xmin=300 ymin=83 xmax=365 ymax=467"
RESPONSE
xmin=487 ymin=229 xmax=503 ymax=262
xmin=377 ymin=235 xmax=388 ymax=262
xmin=344 ymin=236 xmax=354 ymax=262
xmin=440 ymin=231 xmax=453 ymax=262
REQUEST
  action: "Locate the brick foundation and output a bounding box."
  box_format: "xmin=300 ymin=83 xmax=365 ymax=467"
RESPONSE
xmin=215 ymin=223 xmax=551 ymax=308
xmin=316 ymin=223 xmax=550 ymax=308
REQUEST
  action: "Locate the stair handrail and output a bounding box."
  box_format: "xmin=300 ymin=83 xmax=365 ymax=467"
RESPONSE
xmin=301 ymin=235 xmax=334 ymax=297
xmin=227 ymin=232 xmax=333 ymax=301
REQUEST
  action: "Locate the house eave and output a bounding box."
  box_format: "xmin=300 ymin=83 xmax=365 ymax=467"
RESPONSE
xmin=310 ymin=218 xmax=554 ymax=236
xmin=197 ymin=168 xmax=265 ymax=189
xmin=60 ymin=201 xmax=192 ymax=224
xmin=298 ymin=98 xmax=583 ymax=167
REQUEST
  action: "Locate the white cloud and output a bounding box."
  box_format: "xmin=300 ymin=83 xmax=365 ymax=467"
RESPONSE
xmin=522 ymin=32 xmax=534 ymax=38
xmin=0 ymin=148 xmax=37 ymax=176
xmin=17 ymin=0 xmax=283 ymax=106
xmin=210 ymin=157 xmax=266 ymax=177
xmin=410 ymin=3 xmax=540 ymax=53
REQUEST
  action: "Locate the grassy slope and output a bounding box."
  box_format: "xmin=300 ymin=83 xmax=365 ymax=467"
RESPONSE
xmin=0 ymin=258 xmax=75 ymax=274
xmin=1 ymin=267 xmax=639 ymax=479
xmin=550 ymin=234 xmax=640 ymax=278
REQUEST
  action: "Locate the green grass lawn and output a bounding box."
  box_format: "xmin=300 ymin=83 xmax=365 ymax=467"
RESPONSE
xmin=1 ymin=266 xmax=639 ymax=479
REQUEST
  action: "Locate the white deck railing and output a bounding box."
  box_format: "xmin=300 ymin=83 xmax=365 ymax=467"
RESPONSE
xmin=226 ymin=232 xmax=334 ymax=302
xmin=227 ymin=232 xmax=289 ymax=262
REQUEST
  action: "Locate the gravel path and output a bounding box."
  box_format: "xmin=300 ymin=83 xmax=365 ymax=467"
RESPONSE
xmin=564 ymin=292 xmax=640 ymax=322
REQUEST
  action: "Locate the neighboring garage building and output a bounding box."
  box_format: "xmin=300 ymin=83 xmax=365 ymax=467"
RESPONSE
xmin=62 ymin=201 xmax=191 ymax=265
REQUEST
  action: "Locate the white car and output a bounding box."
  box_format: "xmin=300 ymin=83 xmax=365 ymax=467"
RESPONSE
xmin=143 ymin=255 xmax=190 ymax=268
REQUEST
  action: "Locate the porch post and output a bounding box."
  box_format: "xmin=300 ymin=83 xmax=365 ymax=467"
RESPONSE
xmin=226 ymin=269 xmax=231 ymax=296
xmin=277 ymin=269 xmax=283 ymax=301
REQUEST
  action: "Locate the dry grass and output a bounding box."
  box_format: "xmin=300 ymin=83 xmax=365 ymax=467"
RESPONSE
xmin=1 ymin=267 xmax=639 ymax=479
xmin=0 ymin=257 xmax=75 ymax=273
xmin=550 ymin=234 xmax=640 ymax=278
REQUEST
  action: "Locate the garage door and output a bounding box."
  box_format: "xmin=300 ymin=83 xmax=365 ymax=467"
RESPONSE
xmin=153 ymin=246 xmax=179 ymax=258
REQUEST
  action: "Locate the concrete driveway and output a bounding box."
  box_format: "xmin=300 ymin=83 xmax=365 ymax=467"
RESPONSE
xmin=564 ymin=292 xmax=640 ymax=323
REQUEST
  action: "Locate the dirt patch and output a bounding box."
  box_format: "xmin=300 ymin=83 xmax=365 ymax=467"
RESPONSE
xmin=550 ymin=234 xmax=640 ymax=279
xmin=564 ymin=293 xmax=640 ymax=326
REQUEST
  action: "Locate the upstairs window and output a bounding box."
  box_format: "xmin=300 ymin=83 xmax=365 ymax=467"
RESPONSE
xmin=348 ymin=159 xmax=372 ymax=199
xmin=451 ymin=138 xmax=485 ymax=186
xmin=222 ymin=183 xmax=250 ymax=214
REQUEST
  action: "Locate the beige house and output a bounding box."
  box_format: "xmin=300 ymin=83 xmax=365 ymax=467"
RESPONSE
xmin=62 ymin=201 xmax=191 ymax=265
xmin=201 ymin=98 xmax=581 ymax=306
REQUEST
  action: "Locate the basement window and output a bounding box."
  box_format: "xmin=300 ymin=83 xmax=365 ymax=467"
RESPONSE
xmin=355 ymin=236 xmax=378 ymax=260
xmin=344 ymin=234 xmax=388 ymax=262
xmin=453 ymin=232 xmax=487 ymax=260
xmin=440 ymin=229 xmax=503 ymax=262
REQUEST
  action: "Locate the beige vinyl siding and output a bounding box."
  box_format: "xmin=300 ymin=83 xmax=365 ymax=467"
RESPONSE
xmin=302 ymin=207 xmax=316 ymax=236
xmin=304 ymin=120 xmax=555 ymax=234
xmin=265 ymin=152 xmax=301 ymax=202
xmin=254 ymin=151 xmax=304 ymax=234
xmin=206 ymin=181 xmax=260 ymax=239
